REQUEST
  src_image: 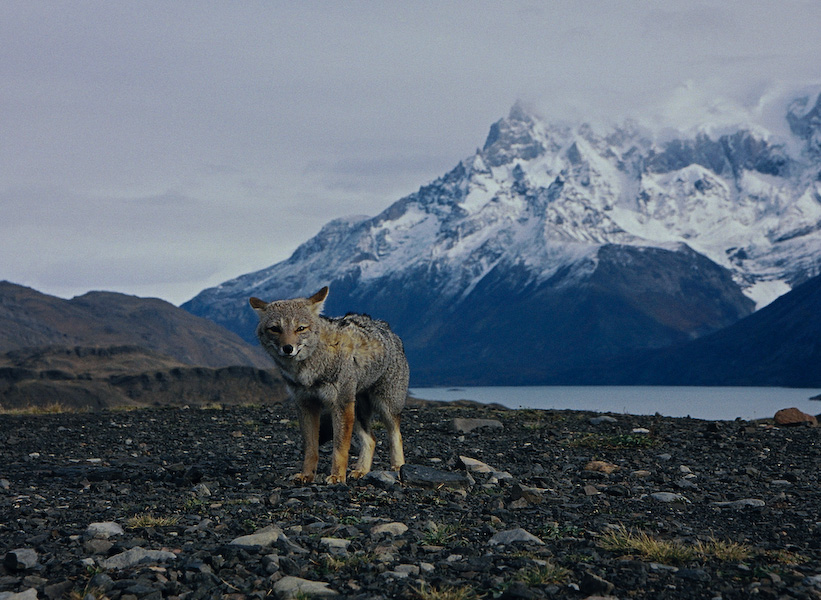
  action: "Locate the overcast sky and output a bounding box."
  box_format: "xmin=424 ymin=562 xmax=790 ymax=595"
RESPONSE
xmin=2 ymin=1 xmax=820 ymax=305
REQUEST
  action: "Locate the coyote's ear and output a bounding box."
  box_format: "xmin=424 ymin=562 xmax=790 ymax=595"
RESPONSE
xmin=308 ymin=286 xmax=329 ymax=314
xmin=249 ymin=297 xmax=268 ymax=316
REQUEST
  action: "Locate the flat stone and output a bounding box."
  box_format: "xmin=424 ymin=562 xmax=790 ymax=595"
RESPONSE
xmin=650 ymin=492 xmax=689 ymax=503
xmin=229 ymin=525 xmax=285 ymax=549
xmin=488 ymin=527 xmax=544 ymax=546
xmin=451 ymin=418 xmax=504 ymax=434
xmin=580 ymin=571 xmax=615 ymax=595
xmin=4 ymin=549 xmax=38 ymax=571
xmin=370 ymin=522 xmax=408 ymax=537
xmin=712 ymin=498 xmax=766 ymax=509
xmin=585 ymin=460 xmax=619 ymax=474
xmin=459 ymin=456 xmax=495 ymax=473
xmin=86 ymin=522 xmax=125 ymax=539
xmin=400 ymin=464 xmax=474 ymax=489
xmin=99 ymin=547 xmax=177 ymax=570
xmin=0 ymin=589 xmax=38 ymax=600
xmin=320 ymin=537 xmax=351 ymax=554
xmin=273 ymin=576 xmax=338 ymax=599
xmin=361 ymin=470 xmax=400 ymax=488
xmin=589 ymin=416 xmax=618 ymax=425
xmin=459 ymin=456 xmax=513 ymax=482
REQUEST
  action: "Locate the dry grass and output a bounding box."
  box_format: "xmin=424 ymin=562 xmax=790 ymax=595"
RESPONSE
xmin=0 ymin=402 xmax=74 ymax=415
xmin=126 ymin=513 xmax=180 ymax=529
xmin=599 ymin=526 xmax=752 ymax=565
xmin=413 ymin=583 xmax=481 ymax=600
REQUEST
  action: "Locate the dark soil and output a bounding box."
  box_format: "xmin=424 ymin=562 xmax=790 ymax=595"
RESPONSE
xmin=1 ymin=401 xmax=820 ymax=599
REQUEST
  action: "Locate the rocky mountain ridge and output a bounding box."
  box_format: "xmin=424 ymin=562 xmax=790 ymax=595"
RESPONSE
xmin=184 ymin=93 xmax=821 ymax=385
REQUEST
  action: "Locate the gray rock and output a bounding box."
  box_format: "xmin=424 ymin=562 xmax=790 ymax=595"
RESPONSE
xmin=99 ymin=547 xmax=177 ymax=570
xmin=0 ymin=478 xmax=10 ymax=490
xmin=4 ymin=549 xmax=38 ymax=571
xmin=192 ymin=483 xmax=212 ymax=497
xmin=677 ymin=567 xmax=711 ymax=582
xmin=361 ymin=470 xmax=400 ymax=488
xmin=400 ymin=464 xmax=474 ymax=489
xmin=488 ymin=528 xmax=544 ymax=546
xmin=320 ymin=537 xmax=351 ymax=554
xmin=712 ymin=498 xmax=765 ymax=509
xmin=0 ymin=589 xmax=38 ymax=600
xmin=589 ymin=416 xmax=618 ymax=425
xmin=229 ymin=525 xmax=285 ymax=549
xmin=86 ymin=522 xmax=125 ymax=539
xmin=459 ymin=456 xmax=513 ymax=483
xmin=43 ymin=581 xmax=73 ymax=600
xmin=580 ymin=571 xmax=615 ymax=595
xmin=273 ymin=576 xmax=338 ymax=599
xmin=451 ymin=418 xmax=504 ymax=434
xmin=650 ymin=492 xmax=689 ymax=503
xmin=370 ymin=522 xmax=408 ymax=537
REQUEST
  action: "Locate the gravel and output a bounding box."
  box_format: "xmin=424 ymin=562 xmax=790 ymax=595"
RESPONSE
xmin=1 ymin=401 xmax=820 ymax=599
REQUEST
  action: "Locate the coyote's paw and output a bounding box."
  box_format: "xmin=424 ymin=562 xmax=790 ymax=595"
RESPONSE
xmin=349 ymin=469 xmax=369 ymax=480
xmin=325 ymin=473 xmax=347 ymax=485
xmin=291 ymin=472 xmax=315 ymax=485
xmin=390 ymin=464 xmax=404 ymax=472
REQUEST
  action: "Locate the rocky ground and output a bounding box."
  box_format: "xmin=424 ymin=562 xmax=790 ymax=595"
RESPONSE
xmin=1 ymin=400 xmax=820 ymax=600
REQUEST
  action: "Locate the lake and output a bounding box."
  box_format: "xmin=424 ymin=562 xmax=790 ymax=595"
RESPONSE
xmin=409 ymin=386 xmax=821 ymax=421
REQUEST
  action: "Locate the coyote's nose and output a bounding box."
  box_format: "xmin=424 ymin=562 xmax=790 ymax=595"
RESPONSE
xmin=281 ymin=344 xmax=295 ymax=355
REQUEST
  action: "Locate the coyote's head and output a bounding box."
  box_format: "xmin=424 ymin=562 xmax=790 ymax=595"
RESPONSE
xmin=249 ymin=287 xmax=328 ymax=362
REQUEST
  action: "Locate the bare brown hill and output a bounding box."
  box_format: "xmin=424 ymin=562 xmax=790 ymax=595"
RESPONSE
xmin=0 ymin=346 xmax=286 ymax=411
xmin=0 ymin=281 xmax=269 ymax=368
xmin=0 ymin=282 xmax=285 ymax=411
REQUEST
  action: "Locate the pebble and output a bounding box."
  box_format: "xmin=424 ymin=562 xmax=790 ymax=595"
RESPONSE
xmin=370 ymin=522 xmax=408 ymax=537
xmin=86 ymin=521 xmax=124 ymax=539
xmin=650 ymin=492 xmax=689 ymax=503
xmin=0 ymin=590 xmax=38 ymax=600
xmin=3 ymin=549 xmax=38 ymax=571
xmin=451 ymin=418 xmax=504 ymax=433
xmin=320 ymin=537 xmax=351 ymax=554
xmin=488 ymin=528 xmax=544 ymax=546
xmin=273 ymin=576 xmax=338 ymax=599
xmin=589 ymin=415 xmax=618 ymax=425
xmin=399 ymin=464 xmax=474 ymax=489
xmin=228 ymin=525 xmax=285 ymax=549
xmin=712 ymin=498 xmax=766 ymax=509
xmin=98 ymin=547 xmax=177 ymax=570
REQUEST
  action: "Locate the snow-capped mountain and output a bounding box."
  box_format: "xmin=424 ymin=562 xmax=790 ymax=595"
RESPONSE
xmin=183 ymin=93 xmax=821 ymax=385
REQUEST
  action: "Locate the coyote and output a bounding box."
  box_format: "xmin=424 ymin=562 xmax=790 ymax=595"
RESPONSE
xmin=249 ymin=287 xmax=408 ymax=484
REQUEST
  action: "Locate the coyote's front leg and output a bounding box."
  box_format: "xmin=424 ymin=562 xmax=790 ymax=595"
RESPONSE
xmin=293 ymin=402 xmax=320 ymax=484
xmin=327 ymin=399 xmax=355 ymax=484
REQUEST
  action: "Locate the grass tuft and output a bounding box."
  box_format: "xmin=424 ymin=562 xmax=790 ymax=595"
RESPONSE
xmin=126 ymin=513 xmax=179 ymax=529
xmin=413 ymin=583 xmax=481 ymax=600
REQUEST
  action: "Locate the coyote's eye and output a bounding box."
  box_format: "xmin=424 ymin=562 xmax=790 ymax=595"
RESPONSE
xmin=267 ymin=325 xmax=282 ymax=334
xmin=296 ymin=325 xmax=309 ymax=333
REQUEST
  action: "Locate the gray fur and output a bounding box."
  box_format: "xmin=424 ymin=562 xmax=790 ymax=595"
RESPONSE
xmin=249 ymin=286 xmax=408 ymax=484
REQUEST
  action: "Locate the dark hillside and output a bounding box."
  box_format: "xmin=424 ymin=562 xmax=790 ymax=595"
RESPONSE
xmin=560 ymin=273 xmax=821 ymax=386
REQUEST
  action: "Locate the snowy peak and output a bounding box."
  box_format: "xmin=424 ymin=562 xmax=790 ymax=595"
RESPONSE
xmin=184 ymin=92 xmax=821 ymax=384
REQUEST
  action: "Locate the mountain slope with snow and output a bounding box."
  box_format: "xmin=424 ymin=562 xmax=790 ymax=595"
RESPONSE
xmin=183 ymin=93 xmax=821 ymax=385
